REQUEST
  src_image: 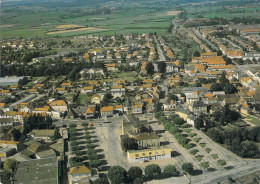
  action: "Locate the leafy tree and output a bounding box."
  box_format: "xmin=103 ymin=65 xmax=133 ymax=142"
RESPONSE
xmin=157 ymin=62 xmax=166 ymax=73
xmin=164 ymin=165 xmax=179 ymax=176
xmin=240 ymin=140 xmax=259 ymax=158
xmin=145 ymin=62 xmax=154 ymax=76
xmin=206 ymin=128 xmax=223 ymax=144
xmin=223 ymin=83 xmax=237 ymax=94
xmin=89 ymin=159 xmax=102 ymax=168
xmin=173 ymin=117 xmax=185 ymax=126
xmin=200 ymin=162 xmax=209 ymax=170
xmin=103 ymin=92 xmax=113 ymax=103
xmin=4 ymin=159 xmax=16 ymax=173
xmin=0 ymin=170 xmax=11 ymax=184
xmin=155 ymin=111 xmax=164 ymax=120
xmin=128 ymin=167 xmax=143 ymax=182
xmin=121 ymin=137 xmax=138 ymax=151
xmin=169 ymin=126 xmax=178 ymax=134
xmin=93 ymin=178 xmax=109 ymax=184
xmin=194 ymin=118 xmax=204 ymax=130
xmin=217 ymin=50 xmax=222 ymax=56
xmin=193 ymin=51 xmax=200 ymax=57
xmin=210 ymin=83 xmax=223 ymax=92
xmin=133 ymin=177 xmax=143 ymax=184
xmin=107 ymin=166 xmax=127 ymax=184
xmin=182 ymin=162 xmax=193 ymax=174
xmin=144 ymin=164 xmax=161 ymax=178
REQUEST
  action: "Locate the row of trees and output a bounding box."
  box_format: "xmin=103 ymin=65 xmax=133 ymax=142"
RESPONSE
xmin=106 ymin=164 xmax=181 ymax=184
xmin=23 ymin=114 xmax=53 ymax=135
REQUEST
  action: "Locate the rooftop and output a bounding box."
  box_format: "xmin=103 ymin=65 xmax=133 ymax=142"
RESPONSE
xmin=13 ymin=157 xmax=58 ymax=184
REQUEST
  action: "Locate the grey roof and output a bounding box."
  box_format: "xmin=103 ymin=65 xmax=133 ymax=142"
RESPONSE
xmin=183 ymin=87 xmax=209 ymax=93
xmin=13 ymin=157 xmax=59 ymax=184
xmin=36 ymin=149 xmax=56 ymax=158
xmin=192 ymin=101 xmax=207 ymax=108
xmin=188 ymin=115 xmax=198 ymax=121
xmin=0 ymin=118 xmax=13 ymax=123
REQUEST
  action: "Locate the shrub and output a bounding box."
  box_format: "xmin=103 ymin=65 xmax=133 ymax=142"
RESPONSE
xmin=189 ymin=149 xmax=199 ymax=155
xmin=180 ymin=124 xmax=190 ymax=128
xmin=200 ymin=162 xmax=209 ymax=170
xmin=189 ymin=132 xmax=197 ymax=137
xmin=183 ymin=128 xmax=192 ymax=133
xmin=164 ymin=165 xmax=179 ymax=176
xmin=195 ymin=155 xmax=204 ymax=162
xmin=217 ymin=160 xmax=226 ymax=166
xmin=194 ymin=137 xmax=201 ymax=143
xmin=199 ymin=143 xmax=206 ymax=148
xmin=205 ymin=148 xmax=212 ymax=153
xmin=211 ymin=154 xmax=218 ymax=159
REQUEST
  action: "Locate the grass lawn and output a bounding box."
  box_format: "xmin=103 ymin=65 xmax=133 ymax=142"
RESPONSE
xmin=246 ymin=115 xmax=260 ymax=126
xmin=78 ymin=94 xmax=92 ymax=104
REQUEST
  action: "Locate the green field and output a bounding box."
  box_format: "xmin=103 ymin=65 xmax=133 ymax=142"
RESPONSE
xmin=0 ymin=6 xmax=173 ymax=38
xmin=246 ymin=115 xmax=260 ymax=126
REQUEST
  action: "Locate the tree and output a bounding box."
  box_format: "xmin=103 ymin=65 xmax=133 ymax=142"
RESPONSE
xmin=182 ymin=162 xmax=193 ymax=174
xmin=4 ymin=159 xmax=16 ymax=173
xmin=200 ymin=162 xmax=209 ymax=170
xmin=128 ymin=167 xmax=143 ymax=182
xmin=89 ymin=159 xmax=102 ymax=168
xmin=133 ymin=177 xmax=143 ymax=184
xmin=169 ymin=126 xmax=178 ymax=134
xmin=193 ymin=51 xmax=200 ymax=57
xmin=0 ymin=170 xmax=11 ymax=184
xmin=240 ymin=140 xmax=259 ymax=158
xmin=103 ymin=92 xmax=113 ymax=103
xmin=173 ymin=117 xmax=185 ymax=126
xmin=144 ymin=164 xmax=161 ymax=178
xmin=155 ymin=111 xmax=164 ymax=120
xmin=210 ymin=83 xmax=223 ymax=92
xmin=107 ymin=166 xmax=127 ymax=184
xmin=217 ymin=50 xmax=222 ymax=56
xmin=145 ymin=62 xmax=154 ymax=76
xmin=164 ymin=165 xmax=179 ymax=176
xmin=223 ymin=83 xmax=237 ymax=94
xmin=157 ymin=62 xmax=166 ymax=73
xmin=121 ymin=137 xmax=138 ymax=152
xmin=194 ymin=118 xmax=204 ymax=130
xmin=93 ymin=178 xmax=109 ymax=184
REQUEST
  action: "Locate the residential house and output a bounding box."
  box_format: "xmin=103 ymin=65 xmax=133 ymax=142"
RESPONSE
xmin=188 ymin=101 xmax=207 ymax=115
xmin=69 ymin=165 xmax=91 ymax=184
xmin=106 ymin=63 xmax=117 ymax=72
xmin=147 ymin=99 xmax=156 ymax=113
xmin=81 ymin=86 xmax=94 ymax=94
xmin=1 ymin=90 xmax=11 ymax=96
xmin=91 ymin=94 xmax=102 ymax=104
xmin=162 ymin=100 xmax=175 ymax=112
xmin=85 ymin=106 xmax=95 ymax=118
xmin=132 ymin=103 xmax=143 ymax=114
xmin=111 ymin=85 xmax=125 ymax=98
xmin=185 ymin=91 xmax=200 ymax=104
xmin=56 ymin=87 xmax=67 ymax=94
xmin=0 ymin=118 xmax=14 ymax=127
xmin=50 ymin=100 xmax=68 ymax=113
xmin=101 ymin=106 xmax=114 ymax=117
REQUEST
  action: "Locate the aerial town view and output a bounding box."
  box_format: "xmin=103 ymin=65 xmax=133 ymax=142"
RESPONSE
xmin=0 ymin=0 xmax=260 ymax=184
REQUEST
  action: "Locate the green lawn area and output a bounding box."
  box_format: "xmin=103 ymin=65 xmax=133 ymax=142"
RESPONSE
xmin=246 ymin=115 xmax=260 ymax=126
xmin=78 ymin=94 xmax=92 ymax=104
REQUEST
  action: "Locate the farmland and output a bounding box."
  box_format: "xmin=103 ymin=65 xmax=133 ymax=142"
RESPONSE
xmin=0 ymin=6 xmax=174 ymax=38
